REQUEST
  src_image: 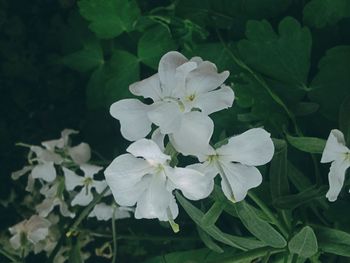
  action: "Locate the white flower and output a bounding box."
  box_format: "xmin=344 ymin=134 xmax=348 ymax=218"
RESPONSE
xmin=191 ymin=128 xmax=275 ymax=202
xmin=110 ymin=51 xmax=234 ymax=156
xmin=64 ymin=164 xmax=107 ymax=206
xmin=88 ymin=203 xmax=132 ymax=221
xmin=9 ymin=215 xmax=51 ymax=250
xmin=321 ymin=129 xmax=350 ymax=202
xmin=104 ymin=139 xmax=213 ymax=223
xmin=36 ymin=181 xmax=75 ymax=218
xmin=42 ymin=129 xmax=91 ymax=165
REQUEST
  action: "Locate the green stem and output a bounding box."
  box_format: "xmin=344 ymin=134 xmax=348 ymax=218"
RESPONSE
xmin=48 ymin=187 xmax=109 ymax=262
xmin=248 ymin=192 xmax=289 ymax=238
xmin=0 ymin=247 xmax=19 ymax=262
xmin=112 ymin=205 xmax=117 ymax=263
xmin=208 ymin=247 xmax=284 ymax=263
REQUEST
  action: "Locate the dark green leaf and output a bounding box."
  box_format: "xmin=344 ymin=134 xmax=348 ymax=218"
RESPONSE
xmin=286 ymin=134 xmax=326 ymax=154
xmin=288 ymin=226 xmax=318 ymax=258
xmin=314 ymin=226 xmax=350 ymax=256
xmin=176 ymin=192 xmax=265 ymax=250
xmin=138 ymin=25 xmax=177 ymax=69
xmin=270 ymin=139 xmax=289 ymax=199
xmin=234 ymin=201 xmax=287 ymax=248
xmin=78 ymin=0 xmax=140 ymax=39
xmin=61 ymin=41 xmax=104 ymax=72
xmin=197 ymin=226 xmax=224 ymax=253
xmin=309 ymin=46 xmax=350 ymax=120
xmin=238 ymin=17 xmax=311 ymax=89
xmin=273 ymin=186 xmax=327 ymax=210
xmin=303 ymin=0 xmax=350 ymax=28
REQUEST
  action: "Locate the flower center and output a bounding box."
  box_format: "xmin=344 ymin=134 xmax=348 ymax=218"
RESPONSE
xmin=186 ymin=94 xmax=196 ymax=102
xmin=207 ymin=154 xmax=219 ymax=164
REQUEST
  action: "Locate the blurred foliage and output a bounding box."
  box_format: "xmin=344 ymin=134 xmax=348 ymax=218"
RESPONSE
xmin=0 ymin=0 xmax=350 ymax=262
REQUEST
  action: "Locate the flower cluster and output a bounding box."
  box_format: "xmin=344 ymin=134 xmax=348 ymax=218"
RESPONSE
xmin=105 ymin=51 xmax=275 ymax=227
xmin=7 ymin=129 xmax=130 ymax=260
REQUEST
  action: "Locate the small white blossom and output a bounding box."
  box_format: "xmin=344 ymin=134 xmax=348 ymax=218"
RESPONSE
xmin=64 ymin=164 xmax=107 ymax=206
xmin=321 ymin=129 xmax=350 ymax=202
xmin=191 ymin=128 xmax=275 ymax=202
xmin=88 ymin=203 xmax=132 ymax=221
xmin=104 ymin=139 xmax=213 ymax=222
xmin=36 ymin=181 xmax=75 ymax=218
xmin=110 ymin=51 xmax=234 ymax=156
xmin=9 ymin=215 xmax=51 ymax=250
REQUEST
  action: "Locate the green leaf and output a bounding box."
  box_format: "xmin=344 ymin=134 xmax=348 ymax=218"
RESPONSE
xmin=201 ymin=201 xmax=226 ymax=227
xmin=303 ymin=0 xmax=350 ymax=28
xmin=105 ymin=50 xmax=139 ymax=106
xmin=61 ymin=41 xmax=104 ymax=72
xmin=309 ymin=46 xmax=350 ymax=120
xmin=78 ymin=0 xmax=140 ymax=39
xmin=86 ymin=50 xmax=139 ymax=109
xmin=175 ymin=192 xmax=265 ymax=250
xmin=314 ymin=226 xmax=350 ymax=257
xmin=138 ymin=25 xmax=177 ymax=69
xmin=197 ymin=226 xmax=224 ymax=253
xmin=238 ymin=17 xmax=311 ymax=93
xmin=270 ymin=139 xmax=289 ymax=199
xmin=288 ymin=226 xmax=318 ymax=258
xmin=286 ymin=134 xmax=326 ymax=154
xmin=234 ymin=201 xmax=287 ymax=248
xmin=339 ymin=96 xmax=350 ymax=145
xmin=273 ymin=186 xmax=327 ymax=210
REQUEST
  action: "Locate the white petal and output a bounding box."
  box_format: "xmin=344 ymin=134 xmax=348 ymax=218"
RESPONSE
xmin=148 ymin=101 xmax=182 ymax=134
xmin=68 ymin=143 xmax=91 ymax=164
xmin=91 ymin=180 xmax=108 ymax=194
xmin=28 ymin=228 xmax=49 ymax=244
xmin=63 ymin=167 xmax=83 ymax=191
xmin=194 ymin=84 xmax=235 ymax=115
xmin=186 ymin=162 xmax=219 ymax=179
xmin=88 ymin=203 xmax=131 ymax=221
xmin=80 ymin=164 xmax=103 ymax=178
xmin=110 ymin=99 xmax=152 ymax=141
xmin=217 ymin=128 xmax=274 ymax=166
xmin=151 ymin=128 xmax=165 ymax=151
xmin=134 ymin=173 xmax=175 ymax=221
xmin=36 ymin=198 xmax=55 ymax=217
xmin=58 ymin=200 xmax=75 ymax=218
xmin=129 ymin=73 xmax=162 ymax=101
xmin=127 ymin=139 xmax=170 ymax=164
xmin=165 ymin=166 xmax=214 ymax=200
xmin=321 ymin=129 xmax=349 ymax=163
xmin=170 ymin=111 xmax=214 ymax=156
xmin=104 ymin=154 xmax=152 ymax=206
xmin=31 ymin=146 xmax=63 ymax=164
xmin=219 ymin=162 xmax=262 ymax=202
xmin=186 ymin=61 xmax=229 ymax=94
xmin=25 ymin=174 xmax=35 ymax=192
xmin=326 ymin=160 xmax=350 ymax=202
xmin=61 ymin=129 xmax=79 ymax=146
xmin=11 ymin=166 xmax=33 ymax=180
xmin=71 ymin=187 xmax=93 ymax=206
xmin=31 ymin=162 xmax=56 ymax=182
xmin=158 ymin=51 xmax=188 ymax=89
xmin=10 ymin=234 xmax=21 ymax=250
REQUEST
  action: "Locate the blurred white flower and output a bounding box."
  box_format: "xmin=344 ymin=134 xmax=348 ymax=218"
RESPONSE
xmin=110 ymin=51 xmax=234 ymax=156
xmin=36 ymin=181 xmax=75 ymax=218
xmin=88 ymin=202 xmax=132 ymax=221
xmin=321 ymin=129 xmax=350 ymax=202
xmin=64 ymin=164 xmax=107 ymax=206
xmin=9 ymin=215 xmax=51 ymax=250
xmin=190 ymin=128 xmax=275 ymax=202
xmin=104 ymin=139 xmax=213 ymax=224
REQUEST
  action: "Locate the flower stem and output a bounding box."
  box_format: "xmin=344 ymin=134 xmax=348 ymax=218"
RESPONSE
xmin=248 ymin=192 xmax=289 ymax=238
xmin=112 ymin=205 xmax=117 ymax=263
xmin=48 ymin=186 xmax=110 ymax=262
xmin=0 ymin=247 xmax=19 ymax=262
